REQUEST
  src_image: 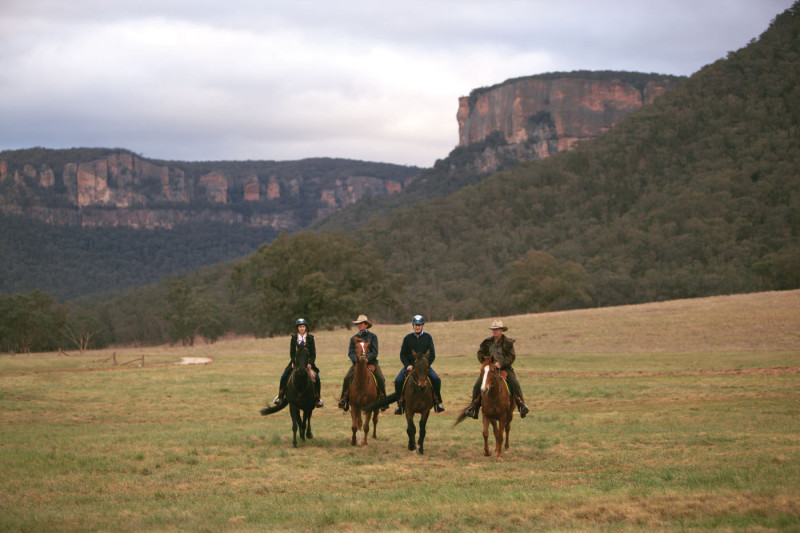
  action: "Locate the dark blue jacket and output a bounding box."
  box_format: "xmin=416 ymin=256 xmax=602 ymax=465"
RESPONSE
xmin=348 ymin=330 xmax=379 ymax=363
xmin=399 ymin=331 xmax=435 ymax=367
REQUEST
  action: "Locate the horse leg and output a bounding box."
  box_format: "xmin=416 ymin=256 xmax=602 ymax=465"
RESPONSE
xmin=418 ymin=410 xmax=430 ymax=455
xmin=298 ymin=407 xmax=306 ymax=442
xmin=492 ymin=419 xmax=504 ymax=457
xmin=406 ymin=412 xmax=416 ymax=451
xmin=504 ymin=415 xmax=510 ymax=451
xmin=305 ymin=408 xmax=313 ymax=439
xmin=350 ymin=409 xmax=359 ymax=446
xmin=482 ymin=415 xmax=491 ymax=456
xmin=371 ymin=410 xmax=378 ymax=440
xmin=364 ymin=413 xmax=372 ymax=445
xmin=290 ymin=405 xmax=299 ymax=448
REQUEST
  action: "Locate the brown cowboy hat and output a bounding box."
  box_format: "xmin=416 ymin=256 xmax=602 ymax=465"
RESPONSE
xmin=352 ymin=314 xmax=373 ymax=329
xmin=489 ymin=319 xmax=508 ymax=332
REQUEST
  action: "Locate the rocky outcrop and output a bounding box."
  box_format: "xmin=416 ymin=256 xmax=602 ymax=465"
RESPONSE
xmin=0 ymin=149 xmax=418 ymax=230
xmin=456 ymin=71 xmax=684 ymax=171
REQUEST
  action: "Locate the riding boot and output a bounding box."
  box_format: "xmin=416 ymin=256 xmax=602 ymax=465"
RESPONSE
xmin=378 ymin=383 xmax=389 ymax=411
xmin=464 ymin=397 xmax=480 ymax=419
xmin=338 ymin=375 xmax=350 ymax=410
xmin=394 ymin=391 xmax=404 ymax=414
xmin=515 ymin=396 xmax=530 ymax=418
xmin=315 ymin=381 xmax=324 ymax=408
xmin=272 ymin=388 xmax=284 ymax=406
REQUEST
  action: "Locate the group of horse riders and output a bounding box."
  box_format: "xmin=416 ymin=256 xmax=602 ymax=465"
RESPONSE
xmin=271 ymin=314 xmax=530 ymax=419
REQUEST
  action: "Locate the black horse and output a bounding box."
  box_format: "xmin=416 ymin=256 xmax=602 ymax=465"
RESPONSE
xmin=260 ymin=345 xmax=316 ymax=447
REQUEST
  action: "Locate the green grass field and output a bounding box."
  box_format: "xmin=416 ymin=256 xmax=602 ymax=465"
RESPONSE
xmin=1 ymin=291 xmax=799 ymax=532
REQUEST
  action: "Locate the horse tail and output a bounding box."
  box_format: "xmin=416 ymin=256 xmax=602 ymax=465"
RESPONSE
xmin=259 ymin=402 xmax=288 ymax=416
xmin=453 ymin=404 xmax=472 ymax=426
xmin=364 ymin=392 xmax=399 ymax=413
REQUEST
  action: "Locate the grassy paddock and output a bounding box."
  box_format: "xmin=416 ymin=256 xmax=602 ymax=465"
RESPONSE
xmin=1 ymin=291 xmax=799 ymax=532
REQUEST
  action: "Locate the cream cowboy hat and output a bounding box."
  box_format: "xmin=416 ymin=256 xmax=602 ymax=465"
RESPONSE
xmin=352 ymin=314 xmax=373 ymax=329
xmin=489 ymin=319 xmax=508 ymax=331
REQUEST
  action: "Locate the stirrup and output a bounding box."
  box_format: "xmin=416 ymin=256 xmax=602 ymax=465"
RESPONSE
xmin=394 ymin=406 xmax=404 ymax=415
xmin=315 ymin=397 xmax=324 ymax=408
xmin=434 ymin=403 xmax=445 ymax=413
xmin=272 ymin=395 xmax=282 ymax=405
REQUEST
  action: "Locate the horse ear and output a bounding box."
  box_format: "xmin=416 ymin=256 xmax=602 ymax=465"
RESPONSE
xmin=424 ymin=350 xmax=430 ymax=360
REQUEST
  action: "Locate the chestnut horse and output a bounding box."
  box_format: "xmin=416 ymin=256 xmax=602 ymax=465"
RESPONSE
xmin=348 ymin=338 xmax=379 ymax=446
xmin=403 ymin=350 xmax=435 ymax=454
xmin=260 ymin=345 xmax=316 ymax=448
xmin=479 ymin=356 xmax=514 ymax=457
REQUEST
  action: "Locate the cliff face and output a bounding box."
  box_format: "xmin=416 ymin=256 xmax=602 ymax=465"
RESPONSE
xmin=0 ymin=150 xmax=417 ymax=229
xmin=456 ymin=72 xmax=684 ymax=171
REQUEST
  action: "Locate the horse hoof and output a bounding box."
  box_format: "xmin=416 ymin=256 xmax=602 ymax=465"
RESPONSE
xmin=307 ymin=431 xmax=313 ymax=439
xmin=408 ymin=443 xmax=415 ymax=451
xmin=418 ymin=448 xmax=424 ymax=455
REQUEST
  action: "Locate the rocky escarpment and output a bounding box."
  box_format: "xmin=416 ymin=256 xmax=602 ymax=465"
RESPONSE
xmin=0 ymin=149 xmax=418 ymax=229
xmin=456 ymin=71 xmax=685 ymax=173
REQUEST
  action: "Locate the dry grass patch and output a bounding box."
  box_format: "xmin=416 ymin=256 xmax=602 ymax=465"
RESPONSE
xmin=1 ymin=290 xmax=799 ymax=531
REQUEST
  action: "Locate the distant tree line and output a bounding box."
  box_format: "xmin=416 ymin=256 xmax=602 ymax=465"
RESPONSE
xmin=0 ymin=231 xmax=409 ymax=351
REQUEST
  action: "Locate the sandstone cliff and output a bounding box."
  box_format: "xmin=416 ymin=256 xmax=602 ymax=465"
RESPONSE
xmin=456 ymin=71 xmax=684 ymax=172
xmin=0 ymin=149 xmax=417 ymax=229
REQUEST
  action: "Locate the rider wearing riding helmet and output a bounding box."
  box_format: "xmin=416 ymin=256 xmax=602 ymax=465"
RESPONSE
xmin=273 ymin=318 xmax=323 ymax=408
xmin=394 ymin=314 xmax=445 ymax=414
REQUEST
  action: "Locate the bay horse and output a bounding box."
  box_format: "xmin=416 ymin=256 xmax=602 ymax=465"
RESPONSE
xmin=348 ymin=337 xmax=379 ymax=446
xmin=260 ymin=345 xmax=316 ymax=448
xmin=403 ymin=350 xmax=435 ymax=454
xmin=478 ymin=355 xmax=514 ymax=457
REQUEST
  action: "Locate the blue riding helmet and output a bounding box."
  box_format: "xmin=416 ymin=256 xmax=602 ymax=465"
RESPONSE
xmin=411 ymin=314 xmax=425 ymax=325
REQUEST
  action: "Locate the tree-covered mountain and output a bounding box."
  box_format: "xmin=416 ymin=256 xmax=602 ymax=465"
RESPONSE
xmin=343 ymin=3 xmax=800 ymax=320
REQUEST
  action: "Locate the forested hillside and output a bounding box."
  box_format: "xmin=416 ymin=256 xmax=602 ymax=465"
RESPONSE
xmin=350 ymin=4 xmax=800 ymax=320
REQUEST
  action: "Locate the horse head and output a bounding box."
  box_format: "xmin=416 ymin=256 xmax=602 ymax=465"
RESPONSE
xmin=294 ymin=345 xmax=316 ymax=383
xmin=480 ymin=355 xmax=499 ymax=394
xmin=411 ymin=350 xmax=430 ymax=389
xmin=354 ymin=338 xmax=371 ymax=365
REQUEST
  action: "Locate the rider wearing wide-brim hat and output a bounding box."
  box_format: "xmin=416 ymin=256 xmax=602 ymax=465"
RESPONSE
xmin=463 ymin=319 xmax=530 ymax=419
xmin=273 ymin=318 xmax=323 ymax=408
xmin=394 ymin=314 xmax=445 ymax=414
xmin=337 ymin=314 xmax=388 ymax=411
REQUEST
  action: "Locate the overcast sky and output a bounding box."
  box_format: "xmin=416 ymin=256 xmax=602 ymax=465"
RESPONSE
xmin=0 ymin=1 xmax=793 ymax=167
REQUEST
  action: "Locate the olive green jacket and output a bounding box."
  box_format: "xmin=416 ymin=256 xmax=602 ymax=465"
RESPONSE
xmin=477 ymin=335 xmax=516 ymax=370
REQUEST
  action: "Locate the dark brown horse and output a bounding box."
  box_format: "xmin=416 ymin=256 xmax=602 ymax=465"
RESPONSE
xmin=403 ymin=350 xmax=435 ymax=454
xmin=260 ymin=345 xmax=316 ymax=448
xmin=479 ymin=355 xmax=514 ymax=457
xmin=348 ymin=338 xmax=379 ymax=446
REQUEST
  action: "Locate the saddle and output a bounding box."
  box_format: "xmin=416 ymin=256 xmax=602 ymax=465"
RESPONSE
xmin=401 ymin=371 xmax=431 ymax=392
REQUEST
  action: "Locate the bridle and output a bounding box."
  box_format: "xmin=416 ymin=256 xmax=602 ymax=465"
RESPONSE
xmin=409 ymin=357 xmax=429 ymax=389
xmin=480 ymin=360 xmax=500 ymax=394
